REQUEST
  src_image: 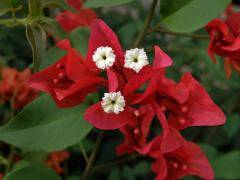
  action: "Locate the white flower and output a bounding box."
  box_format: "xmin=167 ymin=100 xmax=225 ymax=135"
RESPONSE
xmin=124 ymin=48 xmax=149 ymax=73
xmin=101 ymin=92 xmax=126 ymax=114
xmin=92 ymin=46 xmax=116 ymax=69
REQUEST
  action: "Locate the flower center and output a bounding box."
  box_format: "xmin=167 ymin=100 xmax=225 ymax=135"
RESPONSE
xmin=92 ymin=46 xmax=116 ymax=69
xmin=101 ymin=91 xmax=126 ymax=114
xmin=124 ymin=48 xmax=149 ymax=73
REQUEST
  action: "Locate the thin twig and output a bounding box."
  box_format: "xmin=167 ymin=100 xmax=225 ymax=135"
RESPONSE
xmin=92 ymin=154 xmax=140 ymax=172
xmin=148 ymin=28 xmax=209 ymax=39
xmin=0 ymin=18 xmax=26 ymax=27
xmin=80 ymin=142 xmax=89 ymax=164
xmin=82 ymin=131 xmax=104 ymax=180
xmin=133 ymin=0 xmax=159 ymax=47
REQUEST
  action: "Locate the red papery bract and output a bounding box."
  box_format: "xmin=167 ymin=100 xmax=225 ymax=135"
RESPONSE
xmin=168 ymin=73 xmax=226 ymax=130
xmin=29 ymin=39 xmax=107 ymax=108
xmin=84 ymin=102 xmax=137 ymax=130
xmin=116 ymin=105 xmax=155 ymax=155
xmin=55 ymin=0 xmax=97 ymax=32
xmin=151 ymin=141 xmax=214 ymax=180
xmin=85 ymin=19 xmax=125 ymax=70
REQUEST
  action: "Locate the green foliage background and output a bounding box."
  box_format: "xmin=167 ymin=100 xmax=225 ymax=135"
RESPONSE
xmin=0 ymin=0 xmax=239 ymax=179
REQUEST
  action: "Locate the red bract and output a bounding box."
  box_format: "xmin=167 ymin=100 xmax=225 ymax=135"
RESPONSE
xmin=151 ymin=140 xmax=214 ymax=180
xmin=167 ymin=73 xmax=226 ymax=130
xmin=83 ymin=19 xmax=174 ymax=130
xmin=47 ymin=151 xmax=70 ymax=173
xmin=116 ymin=104 xmax=155 ymax=155
xmin=55 ymin=0 xmax=97 ymax=32
xmin=29 ymin=39 xmax=107 ymax=108
xmin=206 ymin=6 xmax=240 ymax=78
xmin=0 ymin=67 xmax=39 ymax=109
xmin=85 ymin=19 xmax=125 ymax=72
xmin=127 ymin=72 xmax=226 ymax=130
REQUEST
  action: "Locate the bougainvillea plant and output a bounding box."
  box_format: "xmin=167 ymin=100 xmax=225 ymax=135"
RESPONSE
xmin=0 ymin=0 xmax=239 ymax=180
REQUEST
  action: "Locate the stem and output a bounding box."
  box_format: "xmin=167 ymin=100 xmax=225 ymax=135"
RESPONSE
xmin=80 ymin=142 xmax=89 ymax=164
xmin=133 ymin=0 xmax=159 ymax=47
xmin=0 ymin=18 xmax=26 ymax=27
xmin=148 ymin=28 xmax=209 ymax=39
xmin=82 ymin=131 xmax=104 ymax=180
xmin=6 ymin=146 xmax=15 ymax=173
xmin=93 ymin=154 xmax=140 ymax=172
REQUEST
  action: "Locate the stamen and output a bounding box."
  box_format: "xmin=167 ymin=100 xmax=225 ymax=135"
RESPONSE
xmin=172 ymin=162 xmax=179 ymax=168
xmin=181 ymin=106 xmax=188 ymax=113
xmin=133 ymin=128 xmax=140 ymax=137
xmin=182 ymin=164 xmax=188 ymax=170
xmin=134 ymin=110 xmax=140 ymax=117
xmin=56 ymin=63 xmax=65 ymax=70
xmin=53 ymin=78 xmax=59 ymax=84
xmin=58 ymin=72 xmax=66 ymax=78
xmin=179 ymin=118 xmax=186 ymax=124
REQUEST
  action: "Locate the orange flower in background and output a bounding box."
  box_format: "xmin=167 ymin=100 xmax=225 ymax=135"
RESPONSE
xmin=0 ymin=67 xmax=39 ymax=109
xmin=55 ymin=0 xmax=97 ymax=32
xmin=47 ymin=151 xmax=70 ymax=173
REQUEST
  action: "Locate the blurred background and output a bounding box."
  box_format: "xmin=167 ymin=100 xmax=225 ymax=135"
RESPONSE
xmin=0 ymin=0 xmax=240 ymax=179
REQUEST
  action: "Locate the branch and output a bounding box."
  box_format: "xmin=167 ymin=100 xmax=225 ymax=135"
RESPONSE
xmin=92 ymin=154 xmax=141 ymax=172
xmin=133 ymin=0 xmax=159 ymax=47
xmin=82 ymin=131 xmax=104 ymax=180
xmin=0 ymin=18 xmax=26 ymax=27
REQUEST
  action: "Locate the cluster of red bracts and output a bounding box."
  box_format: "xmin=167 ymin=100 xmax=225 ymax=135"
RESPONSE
xmin=29 ymin=19 xmax=226 ymax=180
xmin=0 ymin=68 xmax=39 ymax=109
xmin=206 ymin=5 xmax=240 ymax=79
xmin=55 ymin=0 xmax=97 ymax=32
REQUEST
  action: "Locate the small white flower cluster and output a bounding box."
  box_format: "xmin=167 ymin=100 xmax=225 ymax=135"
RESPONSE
xmin=93 ymin=47 xmax=116 ymax=69
xmin=101 ymin=92 xmax=126 ymax=114
xmin=92 ymin=46 xmax=149 ymax=73
xmin=124 ymin=48 xmax=149 ymax=73
xmin=93 ymin=46 xmax=149 ymax=114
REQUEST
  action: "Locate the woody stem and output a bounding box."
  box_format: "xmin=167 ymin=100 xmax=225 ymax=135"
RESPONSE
xmin=80 ymin=142 xmax=89 ymax=164
xmin=0 ymin=18 xmax=27 ymax=27
xmin=133 ymin=0 xmax=159 ymax=47
xmin=92 ymin=154 xmax=140 ymax=172
xmin=82 ymin=131 xmax=104 ymax=180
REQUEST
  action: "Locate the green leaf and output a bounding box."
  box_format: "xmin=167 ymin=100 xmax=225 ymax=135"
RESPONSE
xmin=213 ymin=151 xmax=240 ymax=179
xmin=160 ymin=0 xmax=192 ymax=18
xmin=3 ymin=164 xmax=61 ymax=180
xmin=160 ymin=0 xmax=231 ymax=32
xmin=42 ymin=0 xmax=76 ymax=12
xmin=26 ymin=24 xmax=46 ymax=72
xmin=108 ymin=167 xmax=121 ymax=180
xmin=39 ymin=17 xmax=67 ymax=40
xmin=28 ymin=0 xmax=43 ymax=17
xmin=69 ymin=27 xmax=90 ymax=56
xmin=84 ymin=0 xmax=134 ymax=8
xmin=0 ymin=0 xmax=13 ymax=16
xmin=223 ymin=114 xmax=240 ymax=138
xmin=199 ymin=144 xmax=218 ymax=162
xmin=0 ymin=95 xmax=93 ymax=152
xmin=132 ymin=161 xmax=150 ymax=176
xmin=10 ymin=0 xmax=22 ymax=8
